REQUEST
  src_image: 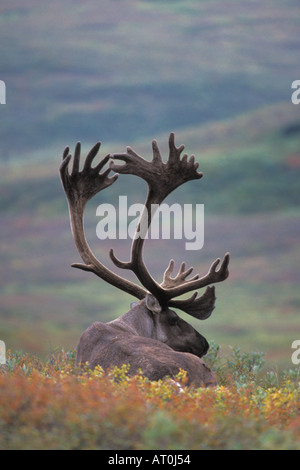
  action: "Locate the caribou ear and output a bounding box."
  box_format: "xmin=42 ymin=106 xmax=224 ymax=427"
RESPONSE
xmin=145 ymin=294 xmax=162 ymax=314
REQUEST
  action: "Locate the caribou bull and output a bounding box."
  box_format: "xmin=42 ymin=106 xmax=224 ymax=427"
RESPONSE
xmin=59 ymin=133 xmax=230 ymax=387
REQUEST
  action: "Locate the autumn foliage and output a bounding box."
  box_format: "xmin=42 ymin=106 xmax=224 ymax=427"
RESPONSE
xmin=0 ymin=347 xmax=300 ymax=450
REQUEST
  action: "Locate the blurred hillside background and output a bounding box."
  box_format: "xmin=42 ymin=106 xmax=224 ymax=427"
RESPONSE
xmin=0 ymin=0 xmax=299 ymax=371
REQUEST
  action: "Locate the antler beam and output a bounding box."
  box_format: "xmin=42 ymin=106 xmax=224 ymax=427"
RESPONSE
xmin=108 ymin=132 xmax=206 ymax=305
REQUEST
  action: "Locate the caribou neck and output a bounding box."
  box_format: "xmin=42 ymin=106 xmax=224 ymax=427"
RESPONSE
xmin=107 ymin=299 xmax=156 ymax=339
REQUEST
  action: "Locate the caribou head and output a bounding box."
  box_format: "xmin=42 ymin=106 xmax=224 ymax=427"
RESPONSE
xmin=59 ymin=133 xmax=230 ymax=387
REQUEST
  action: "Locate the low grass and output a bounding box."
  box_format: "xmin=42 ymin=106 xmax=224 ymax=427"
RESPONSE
xmin=0 ymin=346 xmax=299 ymax=450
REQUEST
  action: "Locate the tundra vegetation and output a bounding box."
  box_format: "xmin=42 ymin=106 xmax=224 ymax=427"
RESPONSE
xmin=0 ymin=345 xmax=300 ymax=450
xmin=0 ymin=0 xmax=299 ymax=370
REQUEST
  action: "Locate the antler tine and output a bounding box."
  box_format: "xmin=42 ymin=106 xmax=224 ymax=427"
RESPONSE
xmin=160 ymin=255 xmax=228 ymax=318
xmin=161 ymin=260 xmax=199 ymax=289
xmin=162 ymin=252 xmax=230 ymax=301
xmin=168 ymin=132 xmax=185 ymax=164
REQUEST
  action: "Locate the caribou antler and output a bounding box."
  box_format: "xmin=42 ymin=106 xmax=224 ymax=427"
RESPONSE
xmin=60 ymin=134 xmax=230 ymax=320
xmin=109 ymin=133 xmax=229 ymax=311
xmin=159 ymin=256 xmax=228 ymax=319
xmin=169 ymin=287 xmax=217 ymax=320
xmin=109 ymin=132 xmax=206 ymax=304
xmin=109 ymin=132 xmax=203 ymax=203
xmin=163 ymin=252 xmax=230 ymax=301
xmin=161 ymin=260 xmax=216 ymax=320
xmin=161 ymin=260 xmax=200 ymax=289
